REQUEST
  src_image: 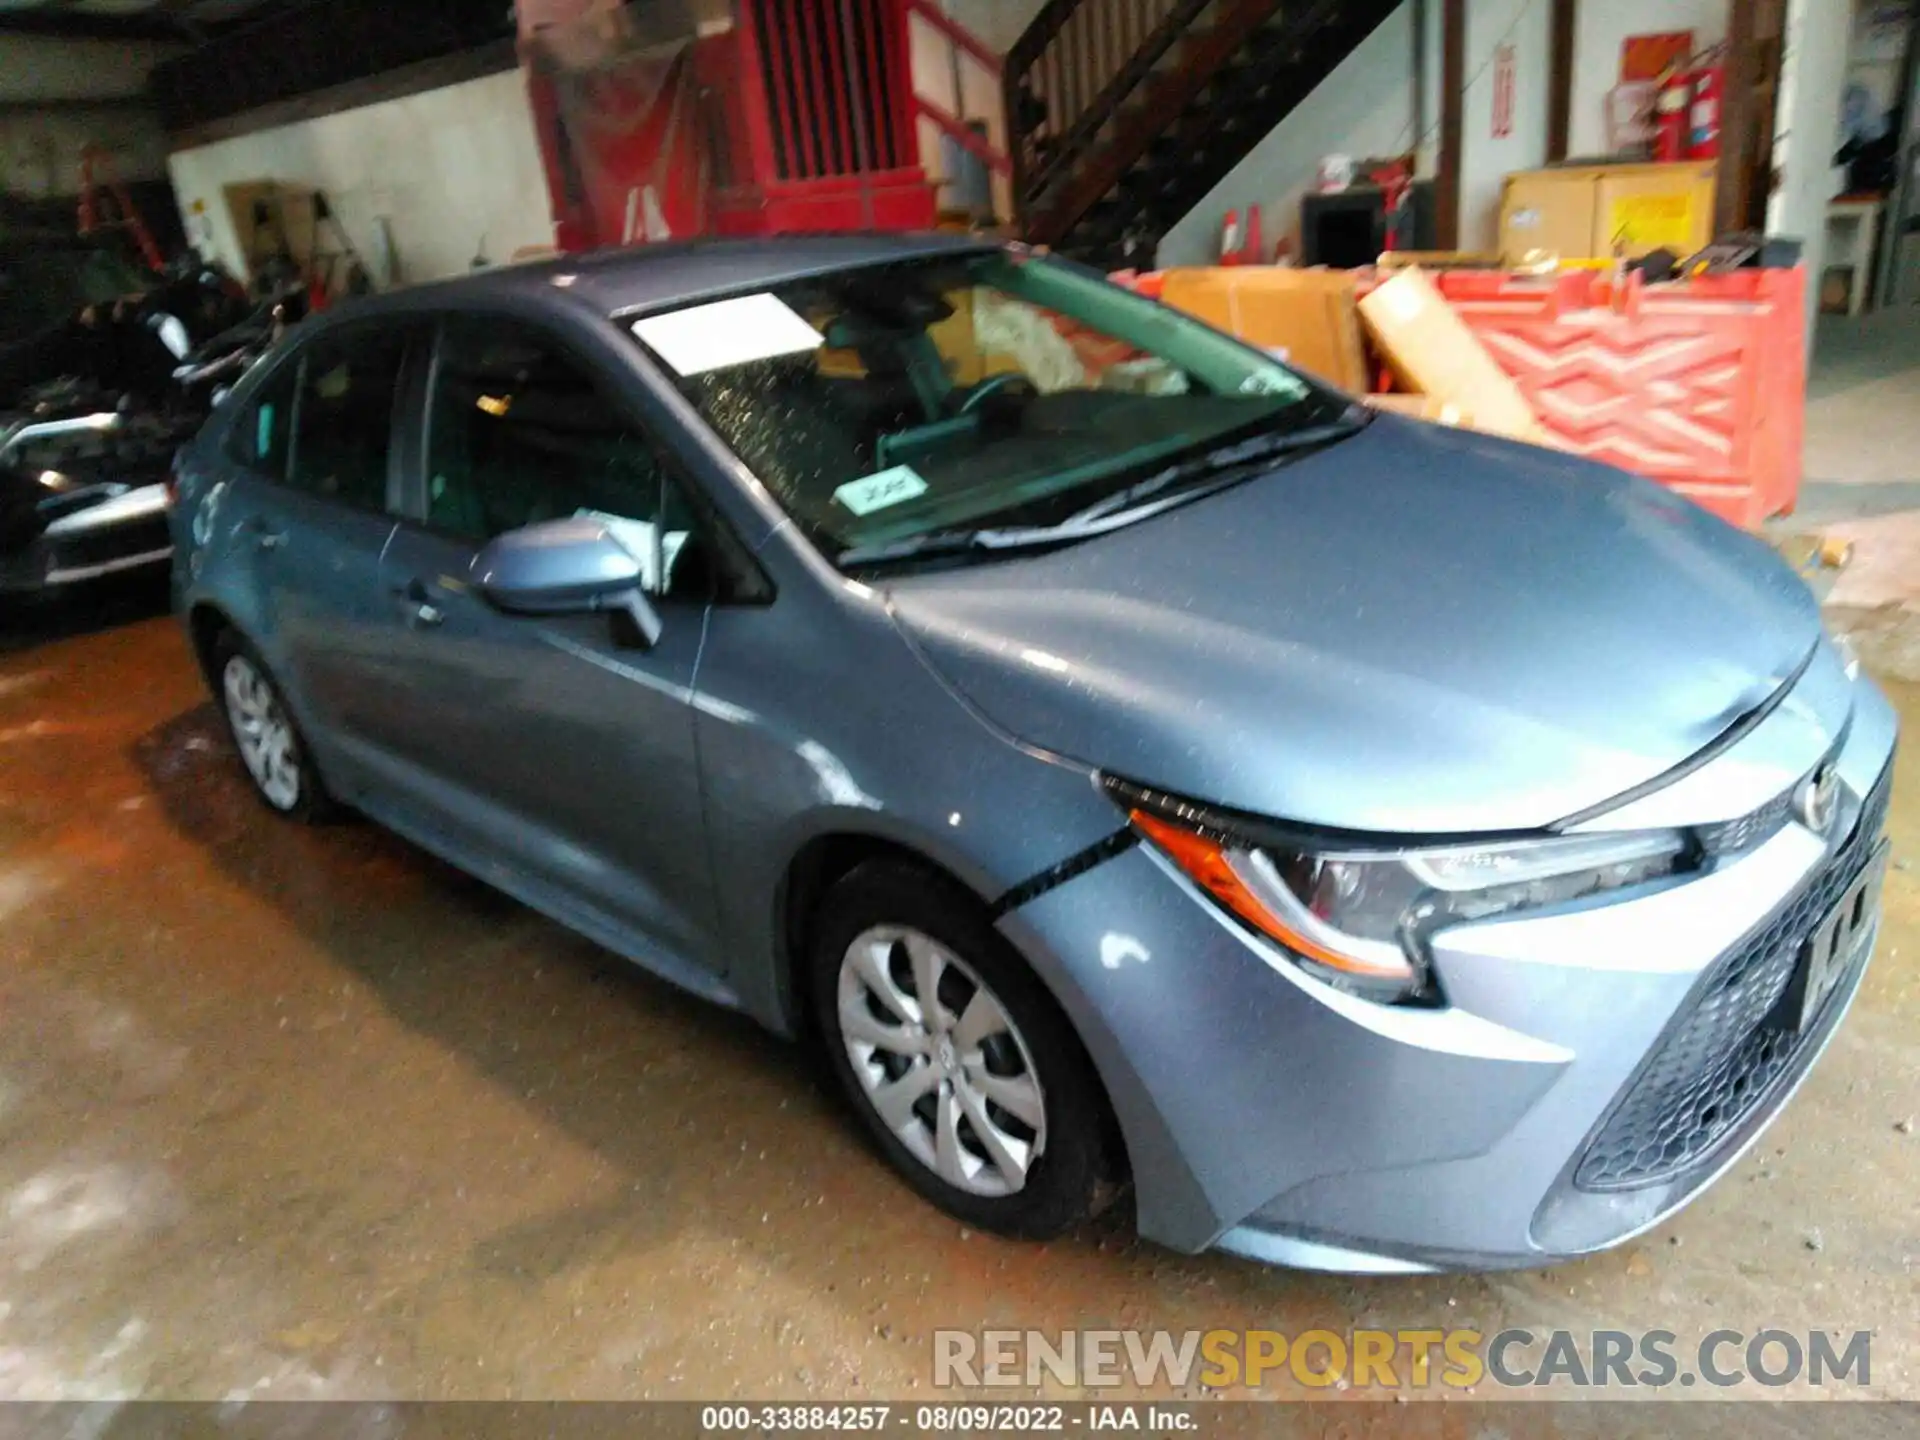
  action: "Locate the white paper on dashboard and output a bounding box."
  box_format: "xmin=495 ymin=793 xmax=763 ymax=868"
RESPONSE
xmin=631 ymin=293 xmax=825 ymax=376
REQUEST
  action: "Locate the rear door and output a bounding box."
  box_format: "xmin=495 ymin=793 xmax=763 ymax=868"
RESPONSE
xmin=367 ymin=312 xmax=725 ymax=981
xmin=214 ymin=320 xmax=420 ymax=782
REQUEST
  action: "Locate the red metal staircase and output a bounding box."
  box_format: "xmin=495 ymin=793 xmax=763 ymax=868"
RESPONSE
xmin=1004 ymin=0 xmax=1404 ymax=264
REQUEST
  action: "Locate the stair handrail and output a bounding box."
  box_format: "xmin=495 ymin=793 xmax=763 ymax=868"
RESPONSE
xmin=1003 ymin=0 xmax=1209 ymax=222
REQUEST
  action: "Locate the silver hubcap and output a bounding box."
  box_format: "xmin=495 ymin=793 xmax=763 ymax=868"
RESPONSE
xmin=222 ymin=654 xmax=301 ymax=811
xmin=838 ymin=926 xmax=1047 ymax=1197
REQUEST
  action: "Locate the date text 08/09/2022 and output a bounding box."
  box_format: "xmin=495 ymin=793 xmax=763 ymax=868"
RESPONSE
xmin=700 ymin=1405 xmax=1191 ymax=1432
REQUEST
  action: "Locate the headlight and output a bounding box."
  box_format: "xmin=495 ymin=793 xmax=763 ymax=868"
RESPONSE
xmin=1107 ymin=778 xmax=1686 ymax=1003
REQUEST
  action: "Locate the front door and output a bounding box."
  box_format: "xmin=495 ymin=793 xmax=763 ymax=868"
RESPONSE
xmin=363 ymin=316 xmax=722 ymax=981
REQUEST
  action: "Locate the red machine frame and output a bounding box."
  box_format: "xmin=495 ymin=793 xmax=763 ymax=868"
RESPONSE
xmin=519 ymin=0 xmax=940 ymax=253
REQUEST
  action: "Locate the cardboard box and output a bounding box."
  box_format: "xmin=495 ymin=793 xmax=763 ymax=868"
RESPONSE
xmin=1155 ymin=267 xmax=1369 ymax=392
xmin=1498 ymin=162 xmax=1715 ymax=264
xmin=1363 ymin=392 xmax=1473 ymax=427
xmin=1357 ymin=267 xmax=1548 ymax=445
xmin=1499 ymin=169 xmax=1599 ymax=266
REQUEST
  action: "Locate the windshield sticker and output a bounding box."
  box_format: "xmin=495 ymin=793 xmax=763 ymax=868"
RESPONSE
xmin=631 ymin=293 xmax=825 ymax=376
xmin=1237 ymin=372 xmax=1294 ymax=395
xmin=833 ymin=465 xmax=929 ymax=516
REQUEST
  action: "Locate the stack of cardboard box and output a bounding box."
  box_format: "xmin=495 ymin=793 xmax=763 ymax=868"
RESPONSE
xmin=1148 ymin=264 xmax=1552 ymax=448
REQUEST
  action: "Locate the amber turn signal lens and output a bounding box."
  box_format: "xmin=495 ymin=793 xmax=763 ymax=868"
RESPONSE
xmin=1127 ymin=809 xmax=1411 ymax=981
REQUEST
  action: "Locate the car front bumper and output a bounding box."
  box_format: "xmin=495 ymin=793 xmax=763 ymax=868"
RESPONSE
xmin=995 ymin=659 xmax=1897 ymax=1271
xmin=0 ymin=481 xmax=173 ymax=594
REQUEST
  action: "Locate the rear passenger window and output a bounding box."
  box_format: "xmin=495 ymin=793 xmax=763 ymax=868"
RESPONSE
xmin=231 ymin=358 xmax=298 ymax=476
xmin=287 ymin=327 xmax=408 ymax=511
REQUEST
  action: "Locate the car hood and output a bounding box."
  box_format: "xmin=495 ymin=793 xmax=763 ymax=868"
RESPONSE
xmin=885 ymin=415 xmax=1822 ymax=835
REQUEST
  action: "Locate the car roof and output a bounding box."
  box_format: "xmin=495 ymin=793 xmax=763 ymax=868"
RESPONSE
xmin=348 ymin=232 xmax=1004 ymax=322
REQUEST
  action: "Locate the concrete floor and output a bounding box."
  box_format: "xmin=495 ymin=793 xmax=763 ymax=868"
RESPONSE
xmin=3 ymin=330 xmax=1920 ymax=1399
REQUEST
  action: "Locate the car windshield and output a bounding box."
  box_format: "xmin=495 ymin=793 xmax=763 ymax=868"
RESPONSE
xmin=628 ymin=250 xmax=1344 ymax=566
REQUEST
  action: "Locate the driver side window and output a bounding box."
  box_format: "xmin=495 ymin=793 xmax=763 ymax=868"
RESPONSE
xmin=424 ymin=317 xmax=716 ymax=603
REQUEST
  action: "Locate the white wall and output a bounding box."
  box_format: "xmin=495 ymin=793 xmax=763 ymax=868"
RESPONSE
xmin=1459 ymin=0 xmax=1551 ymax=247
xmin=1158 ymin=3 xmax=1422 ymax=265
xmin=167 ymin=69 xmax=554 ymax=287
xmin=1567 ymin=0 xmax=1728 ymax=156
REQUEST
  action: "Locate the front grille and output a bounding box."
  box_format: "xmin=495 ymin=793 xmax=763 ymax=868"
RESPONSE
xmin=1574 ymin=764 xmax=1891 ymax=1191
xmin=1697 ymin=788 xmax=1794 ymax=857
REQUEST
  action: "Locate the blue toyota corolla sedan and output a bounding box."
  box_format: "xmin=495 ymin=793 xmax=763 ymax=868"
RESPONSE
xmin=168 ymin=234 xmax=1894 ymax=1273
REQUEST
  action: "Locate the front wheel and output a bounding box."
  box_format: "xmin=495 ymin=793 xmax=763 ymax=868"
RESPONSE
xmin=810 ymin=860 xmax=1120 ymax=1238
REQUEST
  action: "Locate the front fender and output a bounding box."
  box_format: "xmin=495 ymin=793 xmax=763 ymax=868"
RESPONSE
xmin=687 ymin=590 xmax=1126 ymax=1037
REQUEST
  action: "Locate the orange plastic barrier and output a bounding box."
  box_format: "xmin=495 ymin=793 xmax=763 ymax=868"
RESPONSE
xmin=1368 ymin=267 xmax=1808 ymax=528
xmin=1108 ymin=268 xmax=1167 ymax=300
xmin=1125 ymin=264 xmax=1809 ymax=529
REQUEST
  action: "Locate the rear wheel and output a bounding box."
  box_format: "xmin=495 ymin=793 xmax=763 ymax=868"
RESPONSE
xmin=810 ymin=860 xmax=1119 ymax=1238
xmin=212 ymin=630 xmax=334 ymax=822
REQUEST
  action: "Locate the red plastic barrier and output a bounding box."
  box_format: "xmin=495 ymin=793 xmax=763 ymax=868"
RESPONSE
xmin=1375 ymin=267 xmax=1807 ymax=528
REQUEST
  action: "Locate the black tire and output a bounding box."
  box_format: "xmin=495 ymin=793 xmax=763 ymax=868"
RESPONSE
xmin=810 ymin=859 xmax=1122 ymax=1239
xmin=210 ymin=628 xmax=336 ymax=823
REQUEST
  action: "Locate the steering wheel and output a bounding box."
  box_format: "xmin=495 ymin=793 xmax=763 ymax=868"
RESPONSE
xmin=956 ymin=372 xmax=1038 ymax=414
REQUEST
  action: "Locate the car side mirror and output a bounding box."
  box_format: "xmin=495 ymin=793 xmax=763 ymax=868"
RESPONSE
xmin=470 ymin=516 xmax=663 ymax=648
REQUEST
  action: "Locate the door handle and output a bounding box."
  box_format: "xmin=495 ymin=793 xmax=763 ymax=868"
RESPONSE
xmin=393 ymin=578 xmax=445 ymax=629
xmin=241 ymin=517 xmax=287 ymax=551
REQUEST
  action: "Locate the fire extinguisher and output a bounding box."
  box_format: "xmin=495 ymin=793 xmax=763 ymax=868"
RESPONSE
xmin=1686 ymin=62 xmax=1724 ymax=160
xmin=1219 ymin=208 xmax=1245 ymax=266
xmin=1653 ymin=64 xmax=1691 ymax=162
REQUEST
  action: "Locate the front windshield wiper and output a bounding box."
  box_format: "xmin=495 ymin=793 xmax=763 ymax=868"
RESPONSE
xmin=1054 ymin=408 xmax=1369 ymax=529
xmin=836 ymin=406 xmax=1370 ymax=572
xmin=835 ymin=523 xmax=1068 ymax=569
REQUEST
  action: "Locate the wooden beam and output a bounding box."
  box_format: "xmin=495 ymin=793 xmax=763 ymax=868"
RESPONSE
xmin=0 ymin=95 xmax=155 ymax=118
xmin=0 ymin=11 xmax=185 ymax=41
xmin=1715 ymin=0 xmax=1762 ymax=233
xmin=166 ymin=39 xmax=519 ymax=150
xmin=1412 ymin=0 xmax=1428 ymax=170
xmin=1547 ymin=0 xmax=1576 ymax=161
xmin=1436 ymin=0 xmax=1465 ymax=247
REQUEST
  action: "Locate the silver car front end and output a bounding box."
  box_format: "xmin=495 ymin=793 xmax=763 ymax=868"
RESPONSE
xmin=998 ymin=635 xmax=1895 ymax=1270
